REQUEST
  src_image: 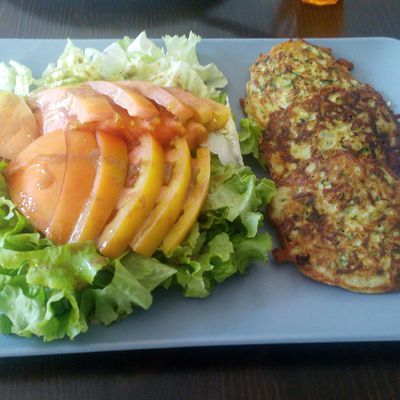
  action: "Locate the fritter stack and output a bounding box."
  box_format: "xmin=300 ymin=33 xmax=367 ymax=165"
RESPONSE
xmin=244 ymin=39 xmax=400 ymax=293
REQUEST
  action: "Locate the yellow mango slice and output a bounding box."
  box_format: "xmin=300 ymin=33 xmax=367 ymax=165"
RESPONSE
xmin=162 ymin=147 xmax=210 ymax=254
xmin=47 ymin=130 xmax=98 ymax=244
xmin=97 ymin=133 xmax=164 ymax=258
xmin=70 ymin=131 xmax=128 ymax=243
xmin=118 ymin=80 xmax=194 ymax=123
xmin=164 ymin=86 xmax=229 ymax=131
xmin=165 ymin=87 xmax=214 ymax=125
xmin=205 ymin=100 xmax=230 ymax=131
xmin=131 ymin=137 xmax=191 ymax=256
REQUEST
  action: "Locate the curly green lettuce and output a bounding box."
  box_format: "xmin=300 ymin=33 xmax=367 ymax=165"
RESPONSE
xmin=0 ymin=156 xmax=275 ymax=340
xmin=160 ymin=156 xmax=276 ymax=297
xmin=0 ymin=165 xmax=176 ymax=341
xmin=238 ymin=117 xmax=266 ymax=167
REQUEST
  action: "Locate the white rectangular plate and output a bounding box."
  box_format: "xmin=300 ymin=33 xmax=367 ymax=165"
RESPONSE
xmin=0 ymin=37 xmax=399 ymax=357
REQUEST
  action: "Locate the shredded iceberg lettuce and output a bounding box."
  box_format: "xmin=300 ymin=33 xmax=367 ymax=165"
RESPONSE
xmin=161 ymin=156 xmax=276 ymax=297
xmin=1 ymin=32 xmax=226 ymax=101
xmin=0 ymin=32 xmax=242 ymax=165
xmin=0 ymin=61 xmax=35 ymax=97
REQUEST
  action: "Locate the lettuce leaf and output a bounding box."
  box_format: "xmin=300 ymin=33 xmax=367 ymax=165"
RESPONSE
xmin=0 ymin=265 xmax=86 ymax=341
xmin=0 ymin=32 xmax=226 ymax=100
xmin=0 ymin=243 xmax=107 ymax=292
xmin=82 ymin=254 xmax=175 ymax=325
xmin=238 ymin=117 xmax=266 ymax=167
xmin=24 ymin=32 xmax=226 ymax=101
xmin=0 ymin=168 xmax=176 ymax=340
xmin=0 ymin=61 xmax=35 ymax=96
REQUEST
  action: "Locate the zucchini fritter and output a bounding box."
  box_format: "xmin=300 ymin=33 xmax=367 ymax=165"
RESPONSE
xmin=261 ymin=85 xmax=400 ymax=181
xmin=246 ymin=39 xmax=400 ymax=293
xmin=269 ymin=152 xmax=400 ymax=293
xmin=244 ymin=39 xmax=359 ymax=128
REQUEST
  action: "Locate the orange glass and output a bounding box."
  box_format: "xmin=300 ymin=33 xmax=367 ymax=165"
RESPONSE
xmin=301 ymin=0 xmax=339 ymax=5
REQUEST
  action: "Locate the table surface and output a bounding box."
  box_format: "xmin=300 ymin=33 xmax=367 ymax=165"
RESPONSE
xmin=1 ymin=0 xmax=400 ymax=399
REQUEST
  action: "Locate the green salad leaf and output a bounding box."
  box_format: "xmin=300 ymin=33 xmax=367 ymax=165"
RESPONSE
xmin=0 ymin=269 xmax=85 ymax=341
xmin=81 ymin=255 xmax=175 ymax=326
xmin=238 ymin=117 xmax=266 ymax=167
xmin=160 ymin=156 xmax=276 ymax=298
xmin=0 ymin=177 xmax=176 ymax=340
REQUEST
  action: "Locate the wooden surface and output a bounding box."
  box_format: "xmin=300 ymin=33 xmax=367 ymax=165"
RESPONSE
xmin=1 ymin=342 xmax=400 ymax=399
xmin=1 ymin=0 xmax=400 ymax=399
xmin=0 ymin=0 xmax=399 ymax=39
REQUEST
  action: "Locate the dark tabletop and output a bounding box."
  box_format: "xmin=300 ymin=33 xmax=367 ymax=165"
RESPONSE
xmin=1 ymin=0 xmax=400 ymax=399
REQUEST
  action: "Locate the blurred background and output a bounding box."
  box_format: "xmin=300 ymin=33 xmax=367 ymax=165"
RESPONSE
xmin=0 ymin=0 xmax=399 ymax=39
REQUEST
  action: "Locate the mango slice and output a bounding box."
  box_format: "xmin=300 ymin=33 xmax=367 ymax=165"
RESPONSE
xmin=118 ymin=80 xmax=194 ymax=123
xmin=30 ymin=86 xmax=115 ymax=134
xmin=70 ymin=131 xmax=128 ymax=243
xmin=162 ymin=147 xmax=211 ymax=254
xmin=5 ymin=130 xmax=66 ymax=234
xmin=87 ymin=81 xmax=160 ymax=119
xmin=47 ymin=130 xmax=98 ymax=244
xmin=97 ymin=133 xmax=164 ymax=258
xmin=165 ymin=87 xmax=214 ymax=125
xmin=131 ymin=137 xmax=191 ymax=256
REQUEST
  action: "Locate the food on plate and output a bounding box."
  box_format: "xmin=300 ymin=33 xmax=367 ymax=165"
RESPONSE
xmin=70 ymin=131 xmax=128 ymax=243
xmin=5 ymin=130 xmax=66 ymax=234
xmin=86 ymin=81 xmax=160 ymax=119
xmin=261 ymin=85 xmax=400 ymax=181
xmin=0 ymin=91 xmax=40 ymax=159
xmin=45 ymin=129 xmax=98 ymax=244
xmin=130 ymin=136 xmax=192 ymax=256
xmin=269 ymin=152 xmax=400 ymax=293
xmin=243 ymin=39 xmax=359 ymax=128
xmin=6 ymin=80 xmax=229 ymax=250
xmin=162 ymin=147 xmax=211 ymax=254
xmin=0 ymin=33 xmax=276 ymax=341
xmin=29 ymin=86 xmax=116 ymax=134
xmin=117 ymin=80 xmax=194 ymax=123
xmin=165 ymin=86 xmax=230 ymax=130
xmin=241 ymin=39 xmax=400 ymax=293
xmin=97 ymin=132 xmax=164 ymax=258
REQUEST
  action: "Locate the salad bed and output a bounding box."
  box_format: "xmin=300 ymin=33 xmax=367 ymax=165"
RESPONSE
xmin=0 ymin=33 xmax=275 ymax=341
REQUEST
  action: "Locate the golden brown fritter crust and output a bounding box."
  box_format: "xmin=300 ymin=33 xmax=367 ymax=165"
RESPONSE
xmin=261 ymin=85 xmax=400 ymax=182
xmin=269 ymin=152 xmax=400 ymax=293
xmin=244 ymin=39 xmax=359 ymax=128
